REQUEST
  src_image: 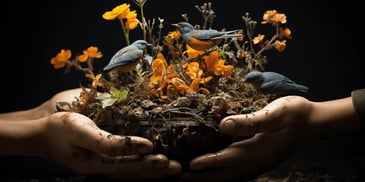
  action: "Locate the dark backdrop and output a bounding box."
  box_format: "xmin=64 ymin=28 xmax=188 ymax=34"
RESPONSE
xmin=1 ymin=0 xmax=364 ymax=180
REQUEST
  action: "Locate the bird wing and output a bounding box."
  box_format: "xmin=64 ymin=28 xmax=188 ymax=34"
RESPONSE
xmin=280 ymin=76 xmax=309 ymax=92
xmin=262 ymin=75 xmax=308 ymax=94
xmin=260 ymin=72 xmax=293 ymax=93
xmin=260 ymin=79 xmax=281 ymax=93
xmin=104 ymin=49 xmax=143 ymax=70
xmin=189 ymin=29 xmax=226 ymax=40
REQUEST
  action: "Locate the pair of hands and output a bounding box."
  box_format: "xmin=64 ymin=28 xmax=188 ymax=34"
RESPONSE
xmin=4 ymin=88 xmax=358 ymax=181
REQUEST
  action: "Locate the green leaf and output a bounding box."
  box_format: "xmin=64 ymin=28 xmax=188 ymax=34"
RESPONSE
xmin=100 ymin=98 xmax=117 ymax=108
xmin=110 ymin=87 xmax=128 ymax=102
xmin=96 ymin=93 xmax=112 ymax=100
xmin=96 ymin=87 xmax=128 ymax=108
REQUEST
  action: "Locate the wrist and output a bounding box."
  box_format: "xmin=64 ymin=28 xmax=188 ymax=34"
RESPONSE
xmin=0 ymin=118 xmax=46 ymax=158
xmin=309 ymin=97 xmax=361 ymax=139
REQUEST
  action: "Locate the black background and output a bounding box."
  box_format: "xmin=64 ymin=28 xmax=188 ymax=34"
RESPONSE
xmin=1 ymin=0 xmax=364 ymax=180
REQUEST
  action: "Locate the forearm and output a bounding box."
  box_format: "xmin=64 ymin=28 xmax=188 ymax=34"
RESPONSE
xmin=310 ymin=96 xmax=361 ymax=139
xmin=0 ymin=118 xmax=45 ymax=157
xmin=0 ymin=100 xmax=55 ymax=121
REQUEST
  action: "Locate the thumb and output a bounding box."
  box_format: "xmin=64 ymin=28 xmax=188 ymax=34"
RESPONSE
xmin=53 ymin=112 xmax=154 ymax=156
xmin=220 ymin=103 xmax=282 ymax=137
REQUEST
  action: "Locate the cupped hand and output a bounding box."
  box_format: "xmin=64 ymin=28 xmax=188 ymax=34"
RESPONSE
xmin=39 ymin=111 xmax=181 ymax=180
xmin=182 ymin=96 xmax=314 ymax=181
xmin=35 ymin=88 xmax=182 ymax=180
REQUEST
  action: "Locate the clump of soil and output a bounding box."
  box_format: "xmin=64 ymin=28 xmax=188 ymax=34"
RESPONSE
xmin=58 ymin=69 xmax=269 ymax=169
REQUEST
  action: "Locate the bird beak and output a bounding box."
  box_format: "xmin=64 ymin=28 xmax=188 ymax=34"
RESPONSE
xmin=171 ymin=23 xmax=178 ymax=27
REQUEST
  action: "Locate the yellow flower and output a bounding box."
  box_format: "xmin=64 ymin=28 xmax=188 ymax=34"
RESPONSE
xmin=78 ymin=46 xmax=103 ymax=63
xmin=50 ymin=49 xmax=71 ymax=69
xmin=274 ymin=40 xmax=286 ymax=52
xmin=103 ymin=3 xmax=139 ymax=44
xmin=102 ymin=3 xmax=131 ymax=20
xmin=125 ymin=19 xmax=139 ymax=30
xmin=125 ymin=10 xmax=139 ymax=30
xmin=167 ymin=31 xmax=181 ymax=40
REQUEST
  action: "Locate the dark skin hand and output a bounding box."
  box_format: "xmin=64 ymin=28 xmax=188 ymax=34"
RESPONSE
xmin=0 ymin=88 xmax=182 ymax=180
xmin=181 ymin=95 xmax=361 ymax=181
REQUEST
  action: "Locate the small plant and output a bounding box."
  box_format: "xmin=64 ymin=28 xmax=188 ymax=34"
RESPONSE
xmin=50 ymin=1 xmax=291 ymax=168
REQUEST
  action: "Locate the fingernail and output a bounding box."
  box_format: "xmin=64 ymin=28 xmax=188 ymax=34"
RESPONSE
xmin=221 ymin=119 xmax=236 ymax=134
xmin=151 ymin=155 xmax=168 ymax=168
xmin=167 ymin=161 xmax=182 ymax=176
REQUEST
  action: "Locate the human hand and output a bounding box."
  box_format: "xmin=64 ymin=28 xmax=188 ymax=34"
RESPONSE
xmin=182 ymin=95 xmax=358 ymax=181
xmin=39 ymin=111 xmax=181 ymax=180
xmin=0 ymin=88 xmax=182 ymax=180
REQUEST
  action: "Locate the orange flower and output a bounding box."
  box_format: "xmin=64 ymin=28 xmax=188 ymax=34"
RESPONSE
xmin=102 ymin=3 xmax=131 ymax=20
xmin=215 ymin=60 xmax=233 ymax=77
xmin=184 ymin=44 xmax=205 ymax=58
xmin=274 ymin=40 xmax=286 ymax=52
xmin=238 ymin=50 xmax=246 ymax=59
xmin=185 ymin=62 xmax=203 ymax=80
xmin=253 ymin=34 xmax=265 ymax=45
xmin=85 ymin=73 xmax=103 ymax=88
xmin=186 ymin=77 xmax=212 ymax=94
xmin=50 ymin=49 xmax=71 ymax=69
xmin=170 ymin=77 xmax=189 ymax=94
xmin=279 ymin=27 xmax=292 ymax=39
xmin=261 ymin=9 xmax=287 ymax=25
xmin=204 ymin=51 xmax=219 ymax=73
xmin=203 ymin=51 xmax=233 ymax=77
xmin=77 ymin=46 xmax=103 ymax=63
xmin=149 ymin=53 xmax=168 ymax=87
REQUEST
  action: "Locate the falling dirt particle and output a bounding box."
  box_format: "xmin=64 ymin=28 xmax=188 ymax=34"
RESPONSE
xmin=124 ymin=136 xmax=132 ymax=146
xmin=107 ymin=134 xmax=113 ymax=139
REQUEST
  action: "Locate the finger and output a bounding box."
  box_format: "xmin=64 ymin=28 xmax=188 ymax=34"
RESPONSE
xmin=75 ymin=153 xmax=182 ymax=180
xmin=182 ymin=166 xmax=258 ymax=182
xmin=59 ymin=112 xmax=153 ymax=156
xmin=219 ymin=98 xmax=289 ymax=137
xmin=188 ymin=131 xmax=295 ymax=180
xmin=189 ymin=148 xmax=241 ymax=171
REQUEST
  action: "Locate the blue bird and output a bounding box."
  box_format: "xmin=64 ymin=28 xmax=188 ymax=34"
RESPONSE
xmin=172 ymin=22 xmax=243 ymax=51
xmin=243 ymin=70 xmax=309 ymax=97
xmin=103 ymin=40 xmax=152 ymax=73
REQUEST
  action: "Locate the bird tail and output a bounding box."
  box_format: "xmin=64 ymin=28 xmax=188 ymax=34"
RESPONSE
xmin=295 ymin=84 xmax=309 ymax=93
xmin=212 ymin=29 xmax=243 ymax=39
xmin=223 ymin=29 xmax=242 ymax=34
